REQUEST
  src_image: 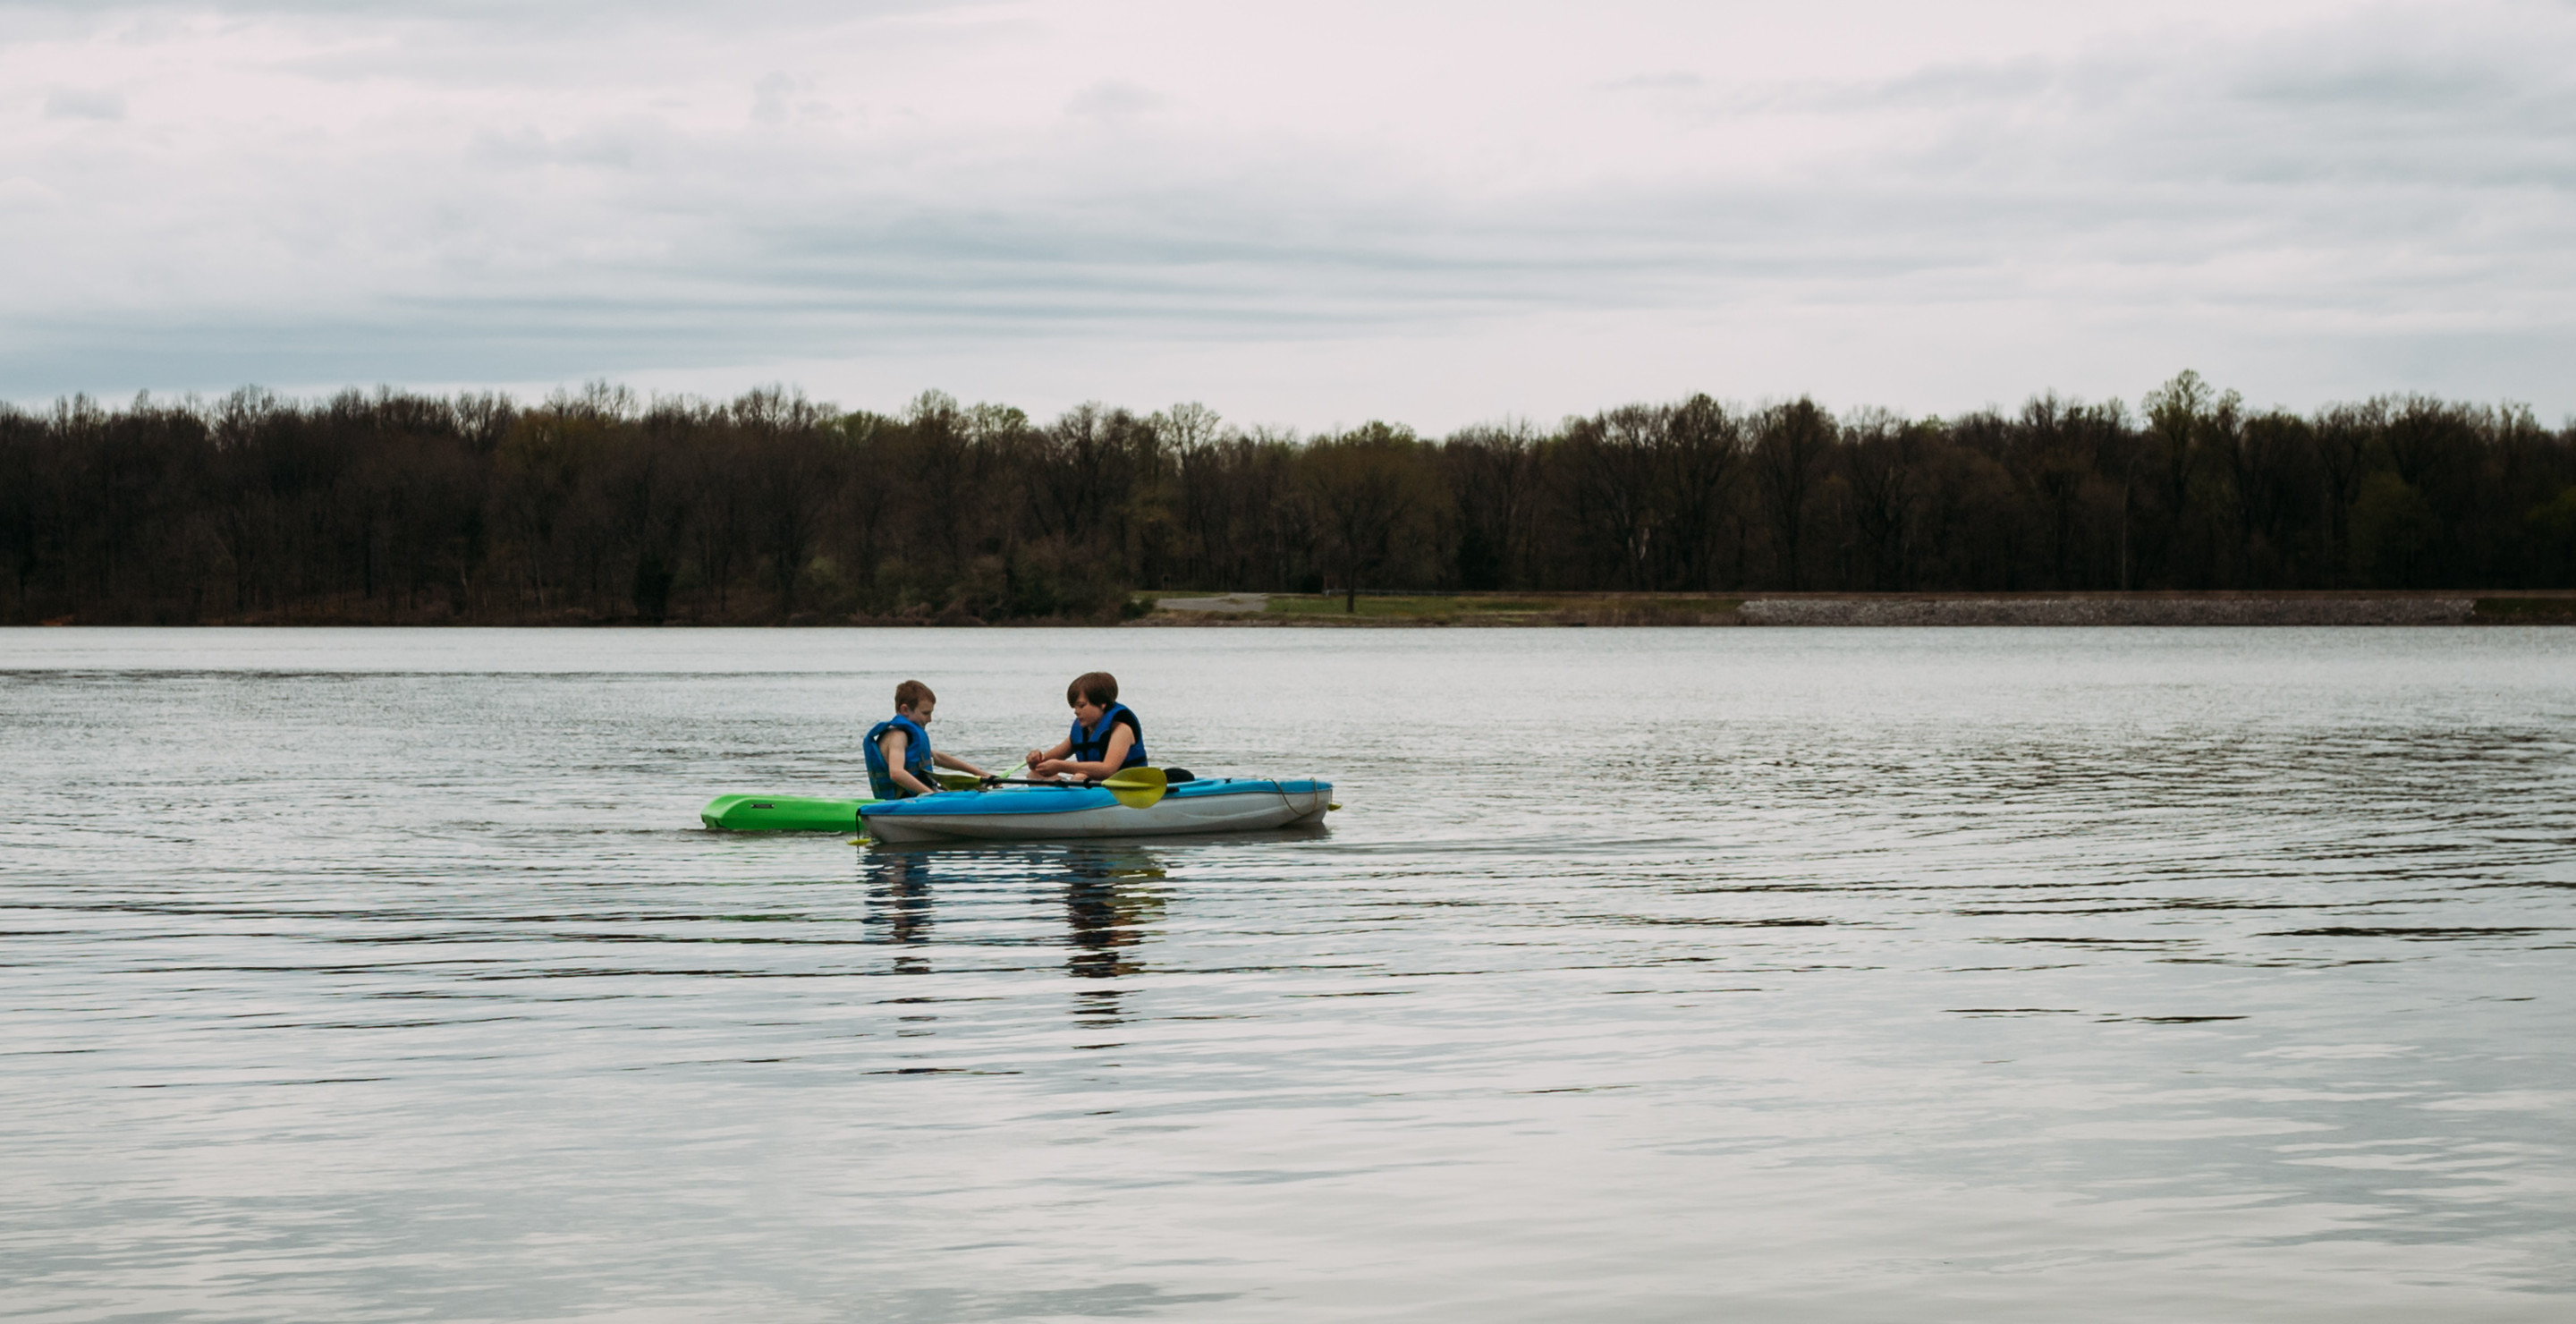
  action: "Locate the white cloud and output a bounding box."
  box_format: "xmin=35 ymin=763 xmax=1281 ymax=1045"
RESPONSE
xmin=0 ymin=0 xmax=2571 ymax=428
xmin=42 ymin=87 xmax=124 ymax=119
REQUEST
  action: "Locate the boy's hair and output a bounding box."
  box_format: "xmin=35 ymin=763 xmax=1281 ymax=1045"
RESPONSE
xmin=1066 ymin=671 xmax=1119 ymax=706
xmin=894 ymin=679 xmax=936 ymax=711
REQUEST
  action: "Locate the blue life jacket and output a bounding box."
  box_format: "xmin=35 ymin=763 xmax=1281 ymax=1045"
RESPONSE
xmin=864 ymin=713 xmax=935 ymax=799
xmin=1068 ymin=701 xmax=1147 ymax=771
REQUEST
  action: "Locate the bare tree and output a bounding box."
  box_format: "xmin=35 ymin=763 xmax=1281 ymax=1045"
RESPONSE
xmin=1441 ymin=419 xmax=1544 ymax=590
xmin=1753 ymin=397 xmax=1835 ymax=590
xmin=1301 ymin=422 xmax=1440 ymax=611
xmin=1841 ymin=407 xmax=1920 ymax=590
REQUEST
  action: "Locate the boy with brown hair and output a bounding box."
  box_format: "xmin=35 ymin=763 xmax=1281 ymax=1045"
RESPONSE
xmin=1024 ymin=671 xmax=1148 ymax=781
xmin=865 ymin=680 xmax=994 ymax=799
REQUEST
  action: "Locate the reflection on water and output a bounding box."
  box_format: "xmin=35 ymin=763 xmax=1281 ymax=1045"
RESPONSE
xmin=863 ymin=843 xmax=1169 ymax=1028
xmin=1062 ymin=847 xmax=1165 ymax=1031
xmin=866 ymin=847 xmax=938 ymax=989
xmin=1 ymin=626 xmax=2572 ymax=1322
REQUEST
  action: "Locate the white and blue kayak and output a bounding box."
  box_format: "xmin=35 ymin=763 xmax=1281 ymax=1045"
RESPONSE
xmin=860 ymin=777 xmax=1335 ymax=844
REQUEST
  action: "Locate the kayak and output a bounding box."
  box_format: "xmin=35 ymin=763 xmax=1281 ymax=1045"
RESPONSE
xmin=860 ymin=777 xmax=1334 ymax=844
xmin=700 ymin=794 xmax=875 ymax=833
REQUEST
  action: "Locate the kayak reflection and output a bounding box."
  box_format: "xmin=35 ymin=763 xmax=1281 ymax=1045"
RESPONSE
xmin=1064 ymin=844 xmax=1167 ymax=1029
xmin=863 ymin=847 xmax=937 ymax=968
xmin=858 ymin=843 xmax=1169 ymax=1029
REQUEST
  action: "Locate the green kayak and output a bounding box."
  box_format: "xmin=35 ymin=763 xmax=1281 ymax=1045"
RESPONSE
xmin=700 ymin=794 xmax=876 ymax=833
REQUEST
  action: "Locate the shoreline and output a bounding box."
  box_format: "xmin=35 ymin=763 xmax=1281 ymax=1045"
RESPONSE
xmin=14 ymin=590 xmax=2575 ymax=628
xmin=1135 ymin=591 xmax=2576 ymax=627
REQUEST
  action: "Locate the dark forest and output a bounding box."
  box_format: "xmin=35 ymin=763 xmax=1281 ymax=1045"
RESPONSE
xmin=5 ymin=371 xmax=2573 ymax=624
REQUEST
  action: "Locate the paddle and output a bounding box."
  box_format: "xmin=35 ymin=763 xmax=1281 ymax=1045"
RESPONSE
xmin=935 ymin=752 xmax=1039 ymax=793
xmin=936 ymin=766 xmax=1168 ymax=809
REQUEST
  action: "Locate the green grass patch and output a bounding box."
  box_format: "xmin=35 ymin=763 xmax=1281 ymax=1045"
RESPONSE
xmin=1265 ymin=593 xmax=1741 ymax=622
xmin=1267 ymin=594 xmax=1549 ymax=618
xmin=1613 ymin=597 xmax=1741 ymax=615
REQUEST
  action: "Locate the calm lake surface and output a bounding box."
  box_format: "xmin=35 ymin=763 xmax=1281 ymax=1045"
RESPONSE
xmin=3 ymin=626 xmax=2572 ymax=1323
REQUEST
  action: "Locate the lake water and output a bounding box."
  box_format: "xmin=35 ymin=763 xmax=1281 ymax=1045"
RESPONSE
xmin=3 ymin=626 xmax=2571 ymax=1323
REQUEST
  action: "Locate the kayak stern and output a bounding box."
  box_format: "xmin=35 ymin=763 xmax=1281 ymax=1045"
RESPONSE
xmin=701 ymin=794 xmax=874 ymax=833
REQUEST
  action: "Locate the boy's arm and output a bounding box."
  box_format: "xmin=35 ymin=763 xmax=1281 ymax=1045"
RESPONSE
xmin=931 ymin=750 xmax=990 ymax=777
xmin=880 ymin=730 xmax=934 ymax=795
xmin=1022 ymin=736 xmax=1073 ymax=770
xmin=1034 ymin=726 xmax=1133 ymax=780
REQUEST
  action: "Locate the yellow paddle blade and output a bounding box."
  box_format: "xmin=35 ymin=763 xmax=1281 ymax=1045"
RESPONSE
xmin=1100 ymin=767 xmax=1167 ymax=810
xmin=935 ymin=771 xmax=983 ymax=791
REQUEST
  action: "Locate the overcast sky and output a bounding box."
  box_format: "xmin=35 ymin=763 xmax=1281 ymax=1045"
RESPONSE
xmin=4 ymin=0 xmax=2572 ymax=430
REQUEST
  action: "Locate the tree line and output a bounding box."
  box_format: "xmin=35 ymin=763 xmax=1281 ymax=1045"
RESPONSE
xmin=4 ymin=372 xmax=2572 ymax=624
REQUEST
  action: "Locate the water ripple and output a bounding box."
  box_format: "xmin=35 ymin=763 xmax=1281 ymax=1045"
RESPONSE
xmin=3 ymin=626 xmax=2572 ymax=1320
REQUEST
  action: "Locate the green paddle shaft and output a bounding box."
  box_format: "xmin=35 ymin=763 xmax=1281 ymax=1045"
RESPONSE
xmin=936 ymin=767 xmax=1168 ymax=809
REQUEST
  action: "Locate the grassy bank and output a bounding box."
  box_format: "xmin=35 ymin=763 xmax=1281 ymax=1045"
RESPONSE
xmin=1255 ymin=593 xmax=1741 ymax=624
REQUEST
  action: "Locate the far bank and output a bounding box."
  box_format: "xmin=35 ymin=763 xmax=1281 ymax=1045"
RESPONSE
xmin=1136 ymin=590 xmax=2576 ymax=626
xmin=30 ymin=590 xmax=2576 ymax=627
